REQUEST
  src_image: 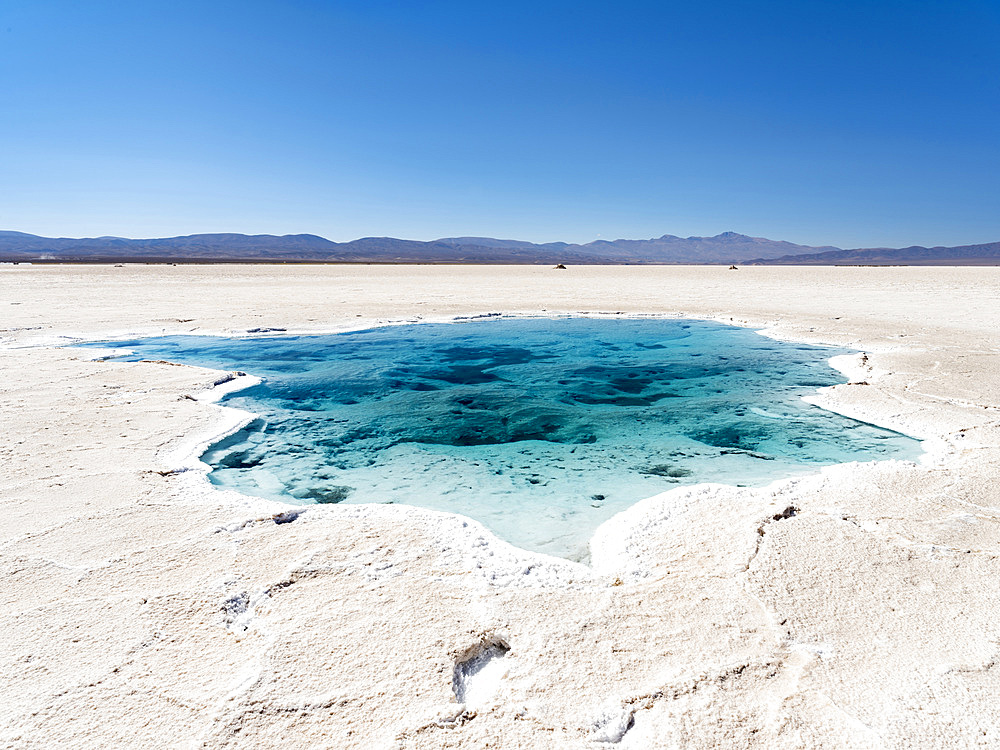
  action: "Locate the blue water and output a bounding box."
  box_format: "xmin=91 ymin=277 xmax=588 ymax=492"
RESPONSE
xmin=86 ymin=318 xmax=920 ymax=559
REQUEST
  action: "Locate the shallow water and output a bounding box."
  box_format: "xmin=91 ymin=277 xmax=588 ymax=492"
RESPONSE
xmin=89 ymin=318 xmax=921 ymax=559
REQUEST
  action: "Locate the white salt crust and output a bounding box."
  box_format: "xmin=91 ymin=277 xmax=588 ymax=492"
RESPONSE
xmin=2 ymin=264 xmax=999 ymax=748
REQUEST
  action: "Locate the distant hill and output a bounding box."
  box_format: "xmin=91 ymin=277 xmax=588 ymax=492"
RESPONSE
xmin=749 ymin=241 xmax=1000 ymax=266
xmin=0 ymin=231 xmax=340 ymax=260
xmin=0 ymin=230 xmax=839 ymax=264
xmin=1 ymin=229 xmax=997 ymax=265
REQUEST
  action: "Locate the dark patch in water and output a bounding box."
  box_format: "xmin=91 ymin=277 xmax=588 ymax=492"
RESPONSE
xmin=309 ymin=485 xmax=353 ymax=504
xmin=640 ymin=464 xmax=693 ymax=478
xmin=692 ymin=425 xmax=768 ymax=451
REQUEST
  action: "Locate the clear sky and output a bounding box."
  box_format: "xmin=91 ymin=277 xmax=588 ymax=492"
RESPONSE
xmin=2 ymin=0 xmax=998 ymax=248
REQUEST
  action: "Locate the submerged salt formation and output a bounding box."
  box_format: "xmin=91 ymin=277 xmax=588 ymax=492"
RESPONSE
xmin=95 ymin=317 xmax=918 ymax=558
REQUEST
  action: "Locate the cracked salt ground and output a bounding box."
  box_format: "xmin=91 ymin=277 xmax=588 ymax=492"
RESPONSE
xmin=590 ymin=702 xmax=634 ymax=743
xmin=83 ymin=317 xmax=920 ymax=559
xmin=7 ymin=265 xmax=1000 ymax=749
xmin=453 ymin=641 xmax=510 ymax=710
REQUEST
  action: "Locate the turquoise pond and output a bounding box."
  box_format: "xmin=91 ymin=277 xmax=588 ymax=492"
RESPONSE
xmin=88 ymin=318 xmax=921 ymax=559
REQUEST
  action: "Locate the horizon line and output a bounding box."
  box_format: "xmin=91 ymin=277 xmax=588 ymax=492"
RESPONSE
xmin=5 ymin=228 xmax=1000 ymax=252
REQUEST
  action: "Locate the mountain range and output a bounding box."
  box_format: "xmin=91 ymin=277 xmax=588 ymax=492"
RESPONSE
xmin=1 ymin=230 xmax=998 ymax=265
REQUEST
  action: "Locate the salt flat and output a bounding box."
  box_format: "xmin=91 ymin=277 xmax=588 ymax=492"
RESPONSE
xmin=2 ymin=264 xmax=999 ymax=748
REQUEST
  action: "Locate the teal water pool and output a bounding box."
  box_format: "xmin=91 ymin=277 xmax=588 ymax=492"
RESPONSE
xmin=87 ymin=317 xmax=920 ymax=559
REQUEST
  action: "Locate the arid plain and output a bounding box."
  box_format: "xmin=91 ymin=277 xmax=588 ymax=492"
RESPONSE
xmin=2 ymin=264 xmax=999 ymax=748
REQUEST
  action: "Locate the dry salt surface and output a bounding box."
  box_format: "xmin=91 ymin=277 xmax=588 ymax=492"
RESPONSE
xmin=1 ymin=263 xmax=999 ymax=749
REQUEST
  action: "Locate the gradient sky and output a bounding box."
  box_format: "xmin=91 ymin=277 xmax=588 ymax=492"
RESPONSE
xmin=2 ymin=0 xmax=998 ymax=247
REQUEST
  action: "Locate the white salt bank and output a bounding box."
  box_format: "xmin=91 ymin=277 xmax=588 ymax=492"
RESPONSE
xmin=1 ymin=264 xmax=999 ymax=748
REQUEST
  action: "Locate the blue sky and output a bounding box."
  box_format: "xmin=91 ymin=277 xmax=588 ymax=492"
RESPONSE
xmin=2 ymin=0 xmax=998 ymax=247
